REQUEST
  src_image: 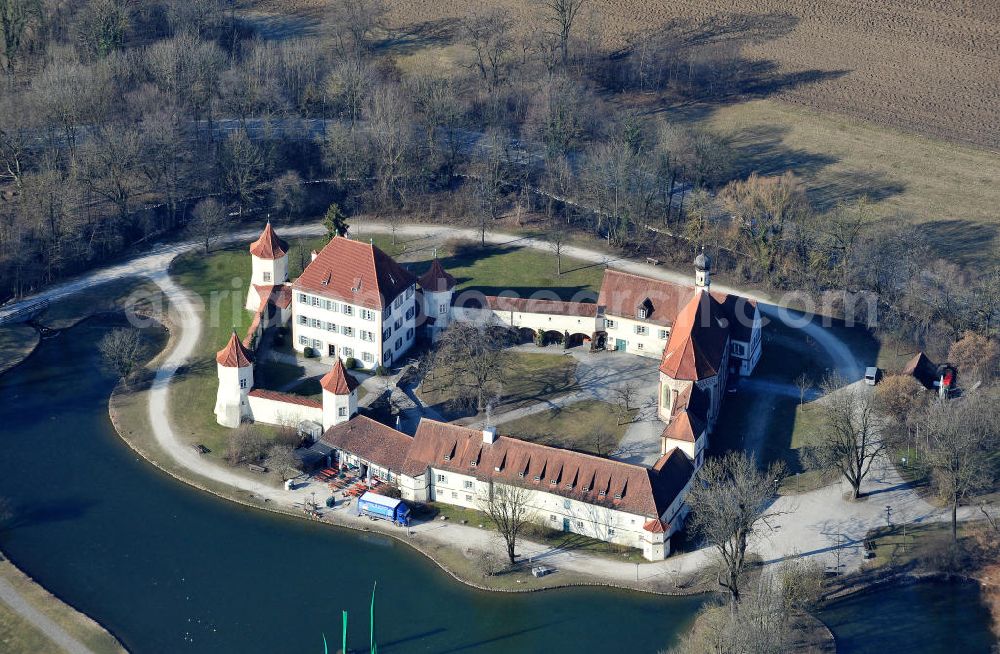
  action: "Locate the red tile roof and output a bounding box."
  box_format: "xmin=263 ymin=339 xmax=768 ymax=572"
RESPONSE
xmin=598 ymin=270 xmax=693 ymax=327
xmin=249 ymin=222 xmax=288 ymax=259
xmin=320 ymin=359 xmax=360 ymax=395
xmin=661 ymin=410 xmax=705 ymax=444
xmin=484 ymin=295 xmax=598 ymax=318
xmin=216 ymin=330 xmax=254 ymax=367
xmin=659 ymin=291 xmax=730 ymax=381
xmin=402 ymin=419 xmax=693 ymax=517
xmin=418 ymin=259 xmax=457 ymax=292
xmin=247 ymin=388 xmax=322 ymax=409
xmin=320 ymin=415 xmax=413 ymax=473
xmin=902 ymin=351 xmax=938 ymax=389
xmin=643 ymin=518 xmax=667 ymax=533
xmin=292 ymin=236 xmax=417 ymax=309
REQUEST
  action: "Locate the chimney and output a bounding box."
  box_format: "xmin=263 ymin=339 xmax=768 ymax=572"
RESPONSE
xmin=483 ymin=404 xmax=496 ymax=444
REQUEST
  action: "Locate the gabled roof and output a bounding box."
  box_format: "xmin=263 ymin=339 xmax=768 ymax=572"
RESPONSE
xmin=643 ymin=518 xmax=667 ymax=533
xmin=320 ymin=359 xmax=360 ymax=395
xmin=473 ymin=295 xmax=598 ymax=318
xmin=902 ymin=351 xmax=938 ymax=389
xmin=711 ymin=291 xmax=758 ymax=343
xmin=292 ymin=237 xmax=417 ymax=309
xmin=659 ymin=291 xmax=730 ymax=381
xmin=247 ymin=388 xmax=321 ymax=409
xmin=249 ymin=222 xmax=288 ymax=260
xmin=216 ymin=329 xmax=254 ymax=367
xmin=597 ymin=270 xmax=692 ymax=326
xmin=418 ymin=259 xmax=457 ymax=292
xmin=402 ymin=419 xmax=694 ymax=517
xmin=320 ymin=415 xmax=413 ymax=474
xmin=649 ymin=448 xmax=695 ymax=510
xmin=253 ymin=284 xmax=293 ymax=311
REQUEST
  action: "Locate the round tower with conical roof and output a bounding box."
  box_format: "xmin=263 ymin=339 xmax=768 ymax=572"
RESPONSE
xmin=320 ymin=358 xmax=360 ymax=430
xmin=214 ymin=329 xmax=255 ymax=427
xmin=245 ymin=221 xmax=290 ymax=310
xmin=417 ymin=258 xmax=457 ymax=342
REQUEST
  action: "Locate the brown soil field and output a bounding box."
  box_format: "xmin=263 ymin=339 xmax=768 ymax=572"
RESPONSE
xmin=266 ymin=0 xmax=1000 ymax=150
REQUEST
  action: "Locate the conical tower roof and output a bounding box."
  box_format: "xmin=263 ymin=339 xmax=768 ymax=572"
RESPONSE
xmin=418 ymin=259 xmax=457 ymax=292
xmin=249 ymin=221 xmax=289 ymax=259
xmin=320 ymin=358 xmax=360 ymax=395
xmin=216 ymin=329 xmax=254 ymax=367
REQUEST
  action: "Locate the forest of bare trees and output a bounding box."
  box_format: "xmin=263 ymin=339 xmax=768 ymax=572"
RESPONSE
xmin=1 ymin=0 xmax=996 ymax=361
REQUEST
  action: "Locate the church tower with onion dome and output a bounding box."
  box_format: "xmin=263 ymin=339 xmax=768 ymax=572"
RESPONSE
xmin=214 ymin=329 xmax=255 ymax=427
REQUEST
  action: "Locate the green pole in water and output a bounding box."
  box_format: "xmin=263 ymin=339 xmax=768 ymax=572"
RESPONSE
xmin=322 ymin=633 xmax=328 ymax=654
xmin=370 ymin=582 xmax=377 ymax=654
xmin=342 ymin=610 xmax=348 ymax=654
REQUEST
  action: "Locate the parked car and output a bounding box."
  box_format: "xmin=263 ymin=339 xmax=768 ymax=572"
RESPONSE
xmin=864 ymin=367 xmax=880 ymax=385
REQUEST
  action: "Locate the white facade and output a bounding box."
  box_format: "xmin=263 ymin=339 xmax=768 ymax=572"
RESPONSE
xmin=291 ymin=285 xmax=417 ymax=369
xmin=246 ymin=394 xmax=322 ymax=426
xmin=245 ymin=253 xmax=289 ymax=311
xmin=322 ymin=386 xmax=357 ymax=431
xmin=422 ymin=289 xmax=454 ymax=342
xmin=602 ymin=315 xmax=670 ymax=358
xmin=214 ymin=362 xmax=253 ymax=428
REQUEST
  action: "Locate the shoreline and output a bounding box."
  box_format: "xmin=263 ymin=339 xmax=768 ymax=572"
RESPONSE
xmin=0 ymin=546 xmax=128 ymax=654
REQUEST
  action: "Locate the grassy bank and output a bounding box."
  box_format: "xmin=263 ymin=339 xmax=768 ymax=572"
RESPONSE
xmin=0 ymin=555 xmax=126 ymax=654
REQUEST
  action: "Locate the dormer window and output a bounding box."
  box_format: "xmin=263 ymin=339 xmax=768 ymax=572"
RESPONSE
xmin=518 ymin=471 xmax=525 ymax=478
xmin=444 ymin=455 xmax=451 ymax=461
xmin=470 ymin=461 xmax=477 ymax=468
xmin=582 ymin=486 xmax=590 ymax=492
xmin=549 ymin=479 xmax=557 ymax=486
xmin=598 ymin=490 xmax=606 ymax=497
xmin=637 ymin=308 xmax=647 ymax=319
xmin=533 ymin=475 xmax=540 ymax=482
xmin=564 ymin=483 xmax=573 ymax=489
xmin=613 ymin=493 xmax=622 ymax=500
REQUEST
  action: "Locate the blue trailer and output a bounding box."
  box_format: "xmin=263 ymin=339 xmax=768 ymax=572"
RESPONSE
xmin=357 ymin=492 xmax=410 ymax=525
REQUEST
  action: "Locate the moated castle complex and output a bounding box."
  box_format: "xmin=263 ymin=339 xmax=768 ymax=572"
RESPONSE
xmin=214 ymin=224 xmax=762 ymax=560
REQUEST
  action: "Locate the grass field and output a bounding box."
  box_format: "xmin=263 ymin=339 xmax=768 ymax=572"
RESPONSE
xmin=419 ymin=351 xmax=578 ymax=420
xmin=502 ymin=401 xmax=633 ymax=456
xmin=0 ymin=558 xmax=126 ymax=654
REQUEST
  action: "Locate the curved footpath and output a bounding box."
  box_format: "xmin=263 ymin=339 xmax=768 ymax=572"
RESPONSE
xmin=2 ymin=221 xmax=978 ymax=591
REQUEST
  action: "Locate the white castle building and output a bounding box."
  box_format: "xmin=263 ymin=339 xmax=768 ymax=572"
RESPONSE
xmin=213 ymin=224 xmax=763 ymax=557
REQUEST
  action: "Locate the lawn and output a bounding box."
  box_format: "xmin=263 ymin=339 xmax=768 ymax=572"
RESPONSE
xmin=419 ymin=351 xmax=579 ymax=419
xmin=863 ymin=521 xmax=984 ymax=569
xmin=0 ymin=324 xmax=39 ymax=376
xmin=501 ymin=400 xmax=633 ymax=456
xmin=425 ymin=502 xmax=646 ymax=563
xmin=167 ymin=239 xmax=322 ymax=457
xmin=356 ymin=232 xmax=607 ymax=302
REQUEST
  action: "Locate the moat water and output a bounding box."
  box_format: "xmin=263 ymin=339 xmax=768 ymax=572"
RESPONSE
xmin=0 ymin=317 xmax=994 ymax=652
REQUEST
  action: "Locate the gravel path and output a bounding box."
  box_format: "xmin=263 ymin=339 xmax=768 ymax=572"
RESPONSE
xmin=0 ymin=220 xmax=970 ymax=584
xmin=0 ymin=576 xmax=96 ymax=654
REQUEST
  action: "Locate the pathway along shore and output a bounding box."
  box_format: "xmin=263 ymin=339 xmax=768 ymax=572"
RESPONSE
xmin=5 ymin=220 xmax=978 ymax=594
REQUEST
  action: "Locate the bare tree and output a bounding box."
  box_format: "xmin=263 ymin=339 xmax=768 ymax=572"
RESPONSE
xmin=227 ymin=423 xmax=266 ymax=466
xmin=811 ymin=374 xmax=885 ymax=499
xmin=188 ymin=198 xmax=227 ymax=253
xmin=329 ymin=0 xmax=388 ymax=57
xmin=469 ymin=129 xmax=518 ymax=246
xmin=919 ymin=394 xmax=998 ymax=541
xmin=272 ymin=170 xmax=304 ymax=219
xmin=793 ymin=372 xmax=811 ymax=406
xmin=612 ymin=382 xmax=637 ymax=426
xmin=80 ymin=125 xmax=146 ymax=226
xmin=547 ymin=229 xmax=567 ymax=275
xmin=98 ymin=327 xmax=143 ymax=387
xmin=219 ymin=129 xmax=264 ymax=214
xmin=463 ymin=8 xmax=516 ymax=91
xmin=947 ymin=332 xmax=1000 ymax=388
xmin=0 ymin=0 xmax=41 ymax=74
xmin=265 ymin=443 xmax=300 ymax=482
xmin=536 ymin=0 xmax=585 ymax=66
xmin=435 ymin=322 xmax=513 ymax=413
xmin=686 ymin=451 xmax=785 ymax=604
xmin=76 ymin=0 xmax=133 ymax=58
xmin=477 ymin=482 xmax=535 ymax=565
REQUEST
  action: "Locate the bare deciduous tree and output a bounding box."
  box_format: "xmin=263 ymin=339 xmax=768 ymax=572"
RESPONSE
xmin=219 ymin=129 xmax=264 ymax=214
xmin=612 ymin=382 xmax=637 ymax=426
xmin=918 ymin=394 xmax=998 ymax=541
xmin=227 ymin=423 xmax=266 ymax=466
xmin=686 ymin=451 xmax=785 ymax=603
xmin=477 ymin=482 xmax=535 ymax=565
xmin=463 ymin=8 xmax=516 ymax=91
xmin=793 ymin=372 xmax=811 ymax=406
xmin=435 ymin=322 xmax=513 ymax=413
xmin=265 ymin=443 xmax=300 ymax=482
xmin=536 ymin=0 xmax=585 ymax=66
xmin=188 ymin=198 xmax=227 ymax=253
xmin=811 ymin=374 xmax=885 ymax=499
xmin=547 ymin=229 xmax=567 ymax=275
xmin=0 ymin=0 xmax=41 ymax=74
xmin=98 ymin=327 xmax=143 ymax=386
